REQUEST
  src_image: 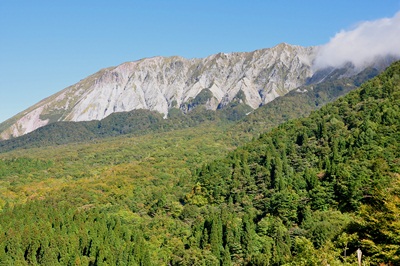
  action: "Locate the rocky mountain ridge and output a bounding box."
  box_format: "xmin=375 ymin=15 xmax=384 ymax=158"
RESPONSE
xmin=0 ymin=43 xmax=393 ymax=140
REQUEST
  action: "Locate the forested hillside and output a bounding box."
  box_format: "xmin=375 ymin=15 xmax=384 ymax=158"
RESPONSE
xmin=0 ymin=125 xmax=239 ymax=265
xmin=0 ymin=61 xmax=398 ymax=265
xmin=184 ymin=61 xmax=400 ymax=265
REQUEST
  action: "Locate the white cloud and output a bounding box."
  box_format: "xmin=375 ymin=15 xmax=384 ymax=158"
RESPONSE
xmin=314 ymin=11 xmax=400 ymax=70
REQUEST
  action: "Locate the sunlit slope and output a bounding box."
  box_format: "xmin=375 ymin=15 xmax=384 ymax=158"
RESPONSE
xmin=0 ymin=61 xmax=398 ymax=265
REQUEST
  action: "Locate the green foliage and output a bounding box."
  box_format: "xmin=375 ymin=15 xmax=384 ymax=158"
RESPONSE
xmin=0 ymin=123 xmax=240 ymax=264
xmin=0 ymin=61 xmax=398 ymax=265
xmin=349 ymin=175 xmax=400 ymax=265
xmin=186 ymin=88 xmax=214 ymax=110
xmin=237 ymin=66 xmax=380 ymax=134
xmin=0 ymin=201 xmax=153 ymax=265
xmin=0 ymin=157 xmax=53 ymax=179
xmin=183 ymin=61 xmax=400 ymax=264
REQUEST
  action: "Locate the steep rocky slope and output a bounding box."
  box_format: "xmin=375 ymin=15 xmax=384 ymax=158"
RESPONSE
xmin=0 ymin=43 xmax=395 ymax=140
xmin=0 ymin=65 xmax=381 ymax=154
xmin=0 ymin=43 xmax=316 ymax=139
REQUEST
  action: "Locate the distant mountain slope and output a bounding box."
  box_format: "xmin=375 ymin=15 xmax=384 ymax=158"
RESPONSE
xmin=1 ymin=43 xmax=396 ymax=141
xmin=0 ymin=65 xmax=380 ymax=153
xmin=235 ymin=65 xmax=380 ymax=133
xmin=0 ymin=43 xmax=316 ymax=139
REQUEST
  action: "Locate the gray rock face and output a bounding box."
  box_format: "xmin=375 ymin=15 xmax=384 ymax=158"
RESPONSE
xmin=1 ymin=43 xmax=317 ymax=139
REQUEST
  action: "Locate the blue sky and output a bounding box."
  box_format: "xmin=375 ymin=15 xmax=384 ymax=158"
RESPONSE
xmin=1 ymin=1 xmax=399 ymax=123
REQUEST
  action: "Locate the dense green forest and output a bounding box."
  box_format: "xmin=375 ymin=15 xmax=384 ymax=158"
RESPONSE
xmin=186 ymin=61 xmax=400 ymax=265
xmin=0 ymin=61 xmax=398 ymax=265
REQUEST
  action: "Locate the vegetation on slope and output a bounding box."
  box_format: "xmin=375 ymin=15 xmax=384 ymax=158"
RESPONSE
xmin=237 ymin=66 xmax=379 ymax=134
xmin=0 ymin=124 xmax=242 ymax=265
xmin=0 ymin=105 xmax=248 ymax=153
xmin=183 ymin=61 xmax=400 ymax=265
xmin=0 ymin=61 xmax=398 ymax=265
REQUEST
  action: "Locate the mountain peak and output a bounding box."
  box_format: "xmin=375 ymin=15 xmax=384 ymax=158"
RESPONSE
xmin=0 ymin=44 xmax=392 ymax=140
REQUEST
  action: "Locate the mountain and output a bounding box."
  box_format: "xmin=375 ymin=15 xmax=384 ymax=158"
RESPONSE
xmin=183 ymin=60 xmax=400 ymax=265
xmin=0 ymin=43 xmax=314 ymax=139
xmin=0 ymin=43 xmax=396 ymax=141
xmin=235 ymin=65 xmax=381 ymax=133
xmin=0 ymin=65 xmax=380 ymax=153
xmin=0 ymin=59 xmax=398 ymax=265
